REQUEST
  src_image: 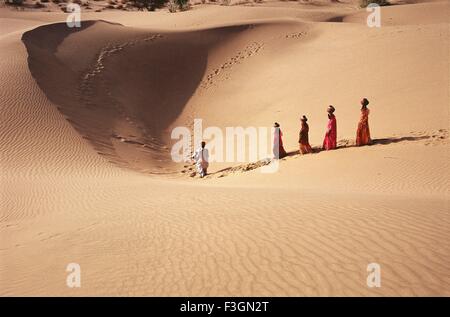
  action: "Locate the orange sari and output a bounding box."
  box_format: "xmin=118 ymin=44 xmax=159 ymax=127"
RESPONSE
xmin=356 ymin=108 xmax=371 ymax=146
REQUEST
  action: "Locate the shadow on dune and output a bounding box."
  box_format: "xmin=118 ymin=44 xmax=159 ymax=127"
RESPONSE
xmin=207 ymin=134 xmax=432 ymax=177
xmin=283 ymin=135 xmax=431 ymax=157
xmin=325 ymin=16 xmax=345 ymax=23
xmin=371 ymin=135 xmax=430 ymax=145
xmin=21 ymin=21 xmax=97 ymax=53
xmin=334 ymin=135 xmax=432 ymax=150
xmin=22 ymin=20 xmax=255 ymax=174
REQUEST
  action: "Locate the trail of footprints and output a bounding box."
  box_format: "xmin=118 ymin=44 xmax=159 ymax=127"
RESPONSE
xmin=200 ymin=41 xmax=264 ymax=89
xmin=199 ymin=31 xmax=307 ymax=90
xmin=78 ymin=34 xmax=162 ymax=117
xmin=284 ymin=31 xmax=307 ymax=39
xmin=79 ymin=34 xmax=162 ymax=102
xmin=79 ymin=29 xmax=304 ymax=108
xmin=421 ymin=129 xmax=448 ymax=146
xmin=76 ymin=34 xmax=165 ymax=171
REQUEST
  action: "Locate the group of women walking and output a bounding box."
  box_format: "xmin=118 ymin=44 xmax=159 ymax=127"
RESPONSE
xmin=274 ymin=98 xmax=372 ymax=158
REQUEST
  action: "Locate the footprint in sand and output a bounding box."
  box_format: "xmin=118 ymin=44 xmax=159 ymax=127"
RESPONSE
xmin=424 ymin=129 xmax=449 ymax=146
xmin=285 ymin=31 xmax=306 ymax=39
xmin=200 ymin=41 xmax=264 ymax=90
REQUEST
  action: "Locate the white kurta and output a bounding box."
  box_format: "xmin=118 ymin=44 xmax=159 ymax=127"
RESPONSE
xmin=192 ymin=147 xmax=209 ymax=175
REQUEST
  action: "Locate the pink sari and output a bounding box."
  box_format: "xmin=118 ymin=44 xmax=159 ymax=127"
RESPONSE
xmin=323 ymin=114 xmax=337 ymax=150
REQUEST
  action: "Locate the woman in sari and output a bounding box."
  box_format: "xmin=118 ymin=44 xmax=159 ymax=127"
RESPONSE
xmin=273 ymin=122 xmax=287 ymax=159
xmin=299 ymin=115 xmax=313 ymax=154
xmin=356 ymin=98 xmax=371 ymax=146
xmin=323 ymin=105 xmax=337 ymax=150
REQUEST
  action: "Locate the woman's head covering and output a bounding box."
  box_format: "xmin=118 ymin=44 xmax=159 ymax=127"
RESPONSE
xmin=360 ymin=98 xmax=369 ymax=107
xmin=301 ymin=115 xmax=308 ymax=122
xmin=274 ymin=122 xmax=280 ymax=128
xmin=327 ymin=105 xmax=335 ymax=114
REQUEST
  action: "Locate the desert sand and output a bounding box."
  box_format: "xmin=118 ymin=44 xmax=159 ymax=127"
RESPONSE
xmin=0 ymin=0 xmax=449 ymax=296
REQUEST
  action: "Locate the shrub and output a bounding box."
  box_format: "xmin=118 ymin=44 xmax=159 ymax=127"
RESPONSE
xmin=132 ymin=0 xmax=167 ymax=10
xmin=179 ymin=0 xmax=190 ymax=10
xmin=5 ymin=0 xmax=25 ymax=5
xmin=34 ymin=0 xmax=45 ymax=7
xmin=167 ymin=0 xmax=177 ymax=11
xmin=168 ymin=0 xmax=190 ymax=12
xmin=360 ymin=0 xmax=389 ymax=7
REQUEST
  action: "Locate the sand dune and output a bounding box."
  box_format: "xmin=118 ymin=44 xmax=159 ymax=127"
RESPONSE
xmin=1 ymin=1 xmax=449 ymax=296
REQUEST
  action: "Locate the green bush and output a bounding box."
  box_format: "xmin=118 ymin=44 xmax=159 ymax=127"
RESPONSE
xmin=5 ymin=0 xmax=25 ymax=5
xmin=360 ymin=0 xmax=389 ymax=8
xmin=132 ymin=0 xmax=167 ymax=10
xmin=167 ymin=0 xmax=177 ymax=11
xmin=178 ymin=0 xmax=190 ymax=10
xmin=167 ymin=0 xmax=190 ymax=12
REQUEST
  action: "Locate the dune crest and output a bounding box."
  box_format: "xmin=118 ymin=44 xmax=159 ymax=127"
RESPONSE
xmin=1 ymin=1 xmax=449 ymax=296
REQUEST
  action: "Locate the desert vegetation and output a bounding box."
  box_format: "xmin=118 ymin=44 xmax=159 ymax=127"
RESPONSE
xmin=360 ymin=0 xmax=390 ymax=7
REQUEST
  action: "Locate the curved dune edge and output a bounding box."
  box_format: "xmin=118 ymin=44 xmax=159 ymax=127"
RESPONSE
xmin=17 ymin=1 xmax=450 ymax=179
xmin=22 ymin=19 xmax=316 ymax=175
xmin=22 ymin=20 xmax=198 ymax=175
xmin=1 ymin=1 xmax=449 ymax=296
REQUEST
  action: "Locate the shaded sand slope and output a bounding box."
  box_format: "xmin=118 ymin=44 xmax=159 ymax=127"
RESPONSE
xmin=22 ymin=21 xmax=198 ymax=173
xmin=0 ymin=20 xmax=118 ymax=181
xmin=1 ymin=1 xmax=449 ymax=296
xmin=23 ymin=20 xmax=301 ymax=173
xmin=21 ymin=11 xmax=449 ymax=174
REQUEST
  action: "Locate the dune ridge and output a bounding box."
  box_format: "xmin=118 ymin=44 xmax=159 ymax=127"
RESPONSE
xmin=1 ymin=1 xmax=449 ymax=296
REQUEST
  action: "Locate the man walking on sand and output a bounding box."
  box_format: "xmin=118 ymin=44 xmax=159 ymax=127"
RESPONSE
xmin=192 ymin=141 xmax=209 ymax=178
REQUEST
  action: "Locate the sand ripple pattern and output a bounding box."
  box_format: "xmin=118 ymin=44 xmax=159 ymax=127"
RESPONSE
xmin=1 ymin=185 xmax=448 ymax=296
xmin=0 ymin=33 xmax=118 ymax=181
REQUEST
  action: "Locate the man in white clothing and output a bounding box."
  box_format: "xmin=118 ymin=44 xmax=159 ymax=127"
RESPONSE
xmin=192 ymin=141 xmax=209 ymax=178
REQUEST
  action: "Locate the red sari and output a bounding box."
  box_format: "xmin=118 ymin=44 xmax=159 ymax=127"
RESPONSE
xmin=273 ymin=128 xmax=287 ymax=159
xmin=299 ymin=122 xmax=313 ymax=154
xmin=323 ymin=114 xmax=337 ymax=150
xmin=356 ymin=108 xmax=371 ymax=146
